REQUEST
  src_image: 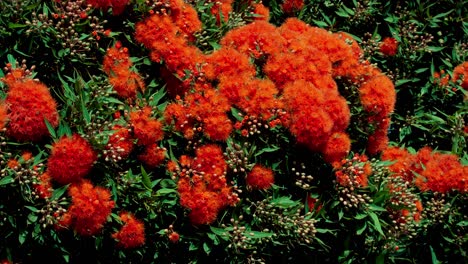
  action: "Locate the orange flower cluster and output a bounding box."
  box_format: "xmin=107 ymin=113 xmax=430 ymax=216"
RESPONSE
xmin=0 ymin=102 xmax=6 ymax=130
xmin=47 ymin=134 xmax=97 ymax=185
xmin=135 ymin=1 xmax=204 ymax=97
xmin=130 ymin=107 xmax=164 ymax=146
xmin=137 ymin=6 xmax=395 ymax=163
xmin=281 ymin=0 xmax=304 ymax=14
xmin=58 ymin=180 xmax=115 ymax=236
xmin=175 ymin=144 xmax=239 ymax=225
xmin=33 ymin=173 xmax=53 ymax=199
xmin=246 ymin=164 xmax=275 ymax=190
xmin=103 ymin=42 xmax=145 ymax=99
xmin=165 ymin=85 xmax=233 ymax=141
xmin=86 ymin=0 xmax=128 ymax=15
xmin=359 ymin=74 xmax=395 ymax=155
xmin=207 ymin=0 xmax=233 ymax=24
xmin=334 ymin=154 xmax=372 ymax=188
xmin=104 ymin=125 xmax=134 ymax=161
xmin=382 ymin=146 xmax=468 ymax=193
xmin=379 ymin=37 xmax=399 ymax=56
xmin=112 ymin=212 xmax=145 ymax=249
xmin=452 ymin=61 xmax=468 ymax=90
xmin=252 ymin=3 xmax=270 ymax=21
xmin=282 ymin=80 xmax=350 ymax=156
xmin=130 ymin=107 xmax=166 ymax=167
xmin=1 ymin=67 xmax=59 ymax=142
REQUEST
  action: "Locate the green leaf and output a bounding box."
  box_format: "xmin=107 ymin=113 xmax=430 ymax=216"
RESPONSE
xmin=207 ymin=232 xmax=220 ymax=245
xmin=426 ymin=46 xmax=444 ymax=52
xmin=8 ymin=23 xmax=27 ymax=29
xmin=254 ymin=146 xmax=280 ymax=157
xmin=203 ymin=242 xmax=211 ymax=255
xmin=19 ymin=231 xmax=27 ymax=245
xmin=209 ymin=226 xmax=229 ymax=240
xmin=141 ymin=166 xmax=152 ymax=190
xmin=312 ymin=20 xmax=328 ymax=28
xmin=25 ymin=206 xmax=39 ymax=212
xmin=356 ymin=222 xmax=367 ymax=235
xmin=0 ymin=176 xmax=14 ymax=185
xmin=368 ymin=211 xmax=385 ymax=237
xmin=430 ymin=246 xmax=440 ymax=264
xmin=245 ymin=231 xmax=274 ymax=239
xmin=51 ymin=184 xmax=69 ymax=200
xmin=338 ymin=210 xmax=344 ymax=220
xmin=368 ymin=204 xmax=387 ymax=212
xmin=189 ymin=243 xmax=198 ymax=251
xmin=44 ymin=118 xmax=57 ymax=139
xmin=156 ymin=188 xmax=177 ymax=195
xmin=230 ymin=107 xmax=243 ymax=122
xmin=270 ymin=196 xmax=297 ymax=208
xmin=81 ymin=104 xmax=91 ymax=125
xmin=27 ymin=213 xmax=38 ymax=223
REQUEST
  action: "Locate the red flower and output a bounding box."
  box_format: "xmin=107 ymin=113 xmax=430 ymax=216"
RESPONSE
xmin=59 ymin=180 xmax=115 ymax=236
xmin=4 ymin=78 xmax=59 ymax=142
xmin=103 ymin=42 xmax=145 ymax=99
xmin=379 ymin=37 xmax=399 ymax=56
xmin=86 ymin=0 xmax=128 ymax=15
xmin=246 ymin=165 xmax=275 ymax=190
xmin=0 ymin=102 xmax=7 ymax=130
xmin=112 ymin=212 xmax=145 ymax=249
xmin=323 ymin=132 xmax=351 ymax=165
xmin=452 ymin=61 xmax=468 ymax=90
xmin=47 ymin=134 xmax=97 ymax=185
xmin=252 ymin=3 xmax=270 ymax=21
xmin=177 ymin=144 xmax=239 ymax=225
xmin=359 ymin=75 xmax=396 ymax=116
xmin=168 ymin=232 xmax=180 ymax=243
xmin=130 ymin=107 xmax=164 ymax=146
xmin=34 ymin=173 xmax=53 ymax=199
xmin=104 ymin=125 xmax=134 ymax=161
xmin=281 ymin=0 xmax=305 ymax=14
xmin=220 ymin=21 xmax=285 ymax=59
xmin=138 ymin=144 xmax=166 ymax=168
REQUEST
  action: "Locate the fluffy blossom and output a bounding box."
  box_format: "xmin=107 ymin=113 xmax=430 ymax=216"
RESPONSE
xmin=281 ymin=0 xmax=305 ymax=14
xmin=323 ymin=132 xmax=351 ymax=165
xmin=112 ymin=212 xmax=146 ymax=249
xmin=246 ymin=165 xmax=275 ymax=190
xmin=452 ymin=61 xmax=468 ymax=90
xmin=86 ymin=0 xmax=129 ymax=15
xmin=382 ymin=147 xmax=468 ymax=193
xmin=177 ymin=144 xmax=239 ymax=225
xmin=0 ymin=102 xmax=6 ymax=130
xmin=103 ymin=42 xmax=145 ymax=99
xmin=3 ymin=77 xmax=59 ymax=142
xmin=138 ymin=144 xmax=166 ymax=168
xmin=47 ymin=134 xmax=97 ymax=185
xmin=34 ymin=173 xmax=53 ymax=199
xmin=58 ymin=180 xmax=115 ymax=236
xmin=130 ymin=107 xmax=164 ymax=146
xmin=104 ymin=125 xmax=134 ymax=161
xmin=379 ymin=37 xmax=399 ymax=56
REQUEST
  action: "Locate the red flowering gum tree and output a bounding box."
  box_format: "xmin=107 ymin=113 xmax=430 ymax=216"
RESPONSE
xmin=1 ymin=68 xmax=59 ymax=142
xmin=47 ymin=134 xmax=97 ymax=185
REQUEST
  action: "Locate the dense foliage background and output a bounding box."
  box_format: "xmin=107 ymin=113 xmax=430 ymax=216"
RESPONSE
xmin=0 ymin=0 xmax=467 ymax=263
